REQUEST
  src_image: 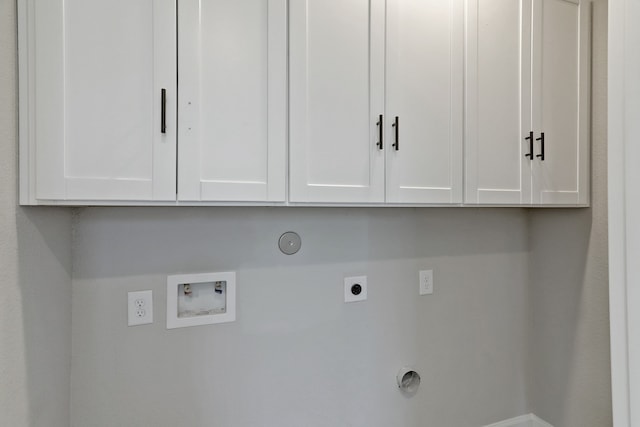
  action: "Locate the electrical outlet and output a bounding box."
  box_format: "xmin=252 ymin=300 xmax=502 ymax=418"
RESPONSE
xmin=344 ymin=276 xmax=367 ymax=303
xmin=419 ymin=270 xmax=434 ymax=295
xmin=128 ymin=290 xmax=153 ymax=326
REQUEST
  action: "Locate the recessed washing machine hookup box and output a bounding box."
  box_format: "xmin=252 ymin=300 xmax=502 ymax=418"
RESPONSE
xmin=166 ymin=272 xmax=236 ymax=329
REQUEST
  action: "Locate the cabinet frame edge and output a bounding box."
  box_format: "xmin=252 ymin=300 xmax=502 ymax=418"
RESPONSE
xmin=17 ymin=0 xmax=37 ymax=205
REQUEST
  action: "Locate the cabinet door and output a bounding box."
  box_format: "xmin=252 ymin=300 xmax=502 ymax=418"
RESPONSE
xmin=289 ymin=0 xmax=385 ymax=203
xmin=531 ymin=0 xmax=590 ymax=205
xmin=20 ymin=0 xmax=177 ymax=203
xmin=385 ymin=0 xmax=464 ymax=204
xmin=178 ymin=0 xmax=286 ymax=202
xmin=465 ymin=0 xmax=532 ymax=205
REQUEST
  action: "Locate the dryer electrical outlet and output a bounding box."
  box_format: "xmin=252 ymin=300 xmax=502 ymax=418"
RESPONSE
xmin=344 ymin=276 xmax=367 ymax=303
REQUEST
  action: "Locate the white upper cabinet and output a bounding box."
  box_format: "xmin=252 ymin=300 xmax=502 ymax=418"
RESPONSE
xmin=531 ymin=0 xmax=590 ymax=205
xmin=289 ymin=0 xmax=463 ymax=204
xmin=465 ymin=0 xmax=590 ymax=206
xmin=385 ymin=0 xmax=463 ymax=204
xmin=289 ymin=0 xmax=386 ymax=203
xmin=19 ymin=0 xmax=588 ymax=207
xmin=465 ymin=0 xmax=531 ymax=204
xmin=178 ymin=0 xmax=286 ymax=202
xmin=19 ymin=0 xmax=177 ymax=203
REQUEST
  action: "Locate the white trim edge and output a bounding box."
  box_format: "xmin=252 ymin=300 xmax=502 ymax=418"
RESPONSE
xmin=608 ymin=0 xmax=633 ymax=426
xmin=483 ymin=413 xmax=554 ymax=427
xmin=531 ymin=414 xmax=554 ymax=427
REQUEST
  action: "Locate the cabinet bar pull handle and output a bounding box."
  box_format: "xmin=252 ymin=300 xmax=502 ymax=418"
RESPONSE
xmin=161 ymin=88 xmax=167 ymax=134
xmin=536 ymin=132 xmax=545 ymax=161
xmin=376 ymin=114 xmax=384 ymax=150
xmin=392 ymin=116 xmax=399 ymax=151
xmin=524 ymin=131 xmax=534 ymax=160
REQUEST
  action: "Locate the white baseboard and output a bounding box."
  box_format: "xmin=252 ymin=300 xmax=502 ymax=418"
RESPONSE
xmin=483 ymin=413 xmax=554 ymax=427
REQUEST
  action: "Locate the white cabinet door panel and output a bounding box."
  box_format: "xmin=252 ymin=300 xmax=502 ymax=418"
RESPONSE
xmin=465 ymin=0 xmax=532 ymax=204
xmin=385 ymin=0 xmax=463 ymax=204
xmin=532 ymin=0 xmax=589 ymax=205
xmin=178 ymin=0 xmax=286 ymax=202
xmin=23 ymin=0 xmax=176 ymax=202
xmin=465 ymin=0 xmax=588 ymax=206
xmin=289 ymin=0 xmax=385 ymax=203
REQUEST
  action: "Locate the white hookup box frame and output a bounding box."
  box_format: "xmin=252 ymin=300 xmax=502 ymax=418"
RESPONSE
xmin=166 ymin=271 xmax=236 ymax=329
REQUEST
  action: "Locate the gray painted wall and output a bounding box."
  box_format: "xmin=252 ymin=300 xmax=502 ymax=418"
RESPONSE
xmin=0 ymin=1 xmax=73 ymax=426
xmin=72 ymin=208 xmax=530 ymax=427
xmin=528 ymin=1 xmax=612 ymax=426
xmin=0 ymin=1 xmax=611 ymax=426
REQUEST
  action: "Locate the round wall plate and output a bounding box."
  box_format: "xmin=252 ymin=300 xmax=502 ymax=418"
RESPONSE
xmin=278 ymin=231 xmax=301 ymax=255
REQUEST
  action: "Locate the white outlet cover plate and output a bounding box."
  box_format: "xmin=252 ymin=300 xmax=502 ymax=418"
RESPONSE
xmin=344 ymin=276 xmax=367 ymax=303
xmin=128 ymin=290 xmax=153 ymax=326
xmin=419 ymin=270 xmax=434 ymax=295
